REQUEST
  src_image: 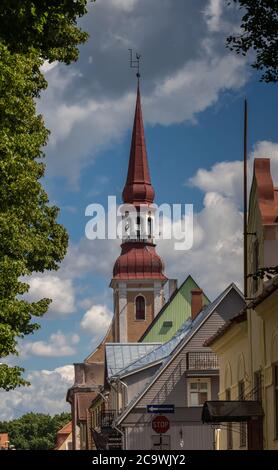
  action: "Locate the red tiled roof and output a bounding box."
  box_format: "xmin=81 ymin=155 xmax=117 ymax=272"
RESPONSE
xmin=57 ymin=421 xmax=72 ymax=436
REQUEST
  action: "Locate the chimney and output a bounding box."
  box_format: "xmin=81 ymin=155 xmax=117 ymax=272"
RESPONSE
xmin=191 ymin=289 xmax=203 ymax=320
xmin=168 ymin=279 xmax=178 ymax=299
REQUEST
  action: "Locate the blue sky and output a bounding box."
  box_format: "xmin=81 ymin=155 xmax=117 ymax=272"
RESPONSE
xmin=1 ymin=0 xmax=278 ymax=420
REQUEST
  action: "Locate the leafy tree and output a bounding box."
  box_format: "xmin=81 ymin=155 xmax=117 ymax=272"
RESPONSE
xmin=0 ymin=412 xmax=71 ymax=450
xmin=0 ymin=1 xmax=93 ymax=63
xmin=0 ymin=45 xmax=68 ymax=390
xmin=226 ymin=0 xmax=278 ymax=82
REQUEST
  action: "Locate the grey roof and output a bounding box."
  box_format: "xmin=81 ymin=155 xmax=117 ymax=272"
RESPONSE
xmin=116 ymin=283 xmax=238 ymax=378
xmin=106 ymin=343 xmax=161 ymax=378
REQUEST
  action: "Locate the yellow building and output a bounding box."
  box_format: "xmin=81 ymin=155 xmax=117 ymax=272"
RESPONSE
xmin=203 ymin=158 xmax=278 ymax=450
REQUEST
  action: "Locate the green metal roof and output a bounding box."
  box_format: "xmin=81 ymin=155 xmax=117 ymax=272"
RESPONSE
xmin=140 ymin=275 xmax=210 ymax=343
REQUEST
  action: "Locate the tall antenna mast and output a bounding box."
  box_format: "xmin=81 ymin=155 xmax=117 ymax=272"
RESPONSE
xmin=243 ymin=99 xmax=248 ymax=298
xmin=129 ymin=49 xmax=141 ymax=83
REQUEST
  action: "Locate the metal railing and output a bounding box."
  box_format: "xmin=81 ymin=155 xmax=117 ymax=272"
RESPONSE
xmin=186 ymin=351 xmax=218 ymax=370
xmin=100 ymin=411 xmax=116 ymax=430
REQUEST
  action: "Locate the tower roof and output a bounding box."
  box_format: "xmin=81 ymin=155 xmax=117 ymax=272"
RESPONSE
xmin=122 ymin=84 xmax=155 ymax=204
xmin=113 ymin=242 xmax=166 ymax=281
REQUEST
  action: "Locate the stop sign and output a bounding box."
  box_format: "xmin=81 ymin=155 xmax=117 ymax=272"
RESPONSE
xmin=152 ymin=415 xmax=170 ymax=434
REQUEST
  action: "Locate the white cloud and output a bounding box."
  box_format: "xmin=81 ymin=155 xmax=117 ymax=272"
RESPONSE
xmin=145 ymin=55 xmax=246 ymax=126
xmin=204 ymin=0 xmax=224 ymax=32
xmin=161 ymin=140 xmax=278 ymax=298
xmin=0 ymin=366 xmax=74 ymax=421
xmin=189 ymin=160 xmax=243 ymax=206
xmin=38 ymin=0 xmax=248 ymax=184
xmin=158 ymin=191 xmax=243 ymax=299
xmin=27 ymin=275 xmax=76 ymax=316
xmin=80 ymin=304 xmax=112 ymax=337
xmin=62 ymin=237 xmax=120 ymax=280
xmin=20 ymin=332 xmax=79 ymax=358
xmin=106 ymin=0 xmax=139 ymax=12
xmin=40 ymin=60 xmax=58 ymax=74
xmin=189 ymin=140 xmax=278 ymax=209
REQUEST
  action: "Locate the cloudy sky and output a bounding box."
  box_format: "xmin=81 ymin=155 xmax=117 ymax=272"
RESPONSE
xmin=1 ymin=0 xmax=278 ymax=420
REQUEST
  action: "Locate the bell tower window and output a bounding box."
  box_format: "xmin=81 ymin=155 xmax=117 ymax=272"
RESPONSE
xmin=135 ymin=295 xmax=146 ymax=320
xmin=148 ymin=217 xmax=152 ymax=239
xmin=136 ymin=215 xmax=141 ymax=240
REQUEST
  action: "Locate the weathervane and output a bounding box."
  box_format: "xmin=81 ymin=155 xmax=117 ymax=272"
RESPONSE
xmin=129 ymin=49 xmax=141 ymax=81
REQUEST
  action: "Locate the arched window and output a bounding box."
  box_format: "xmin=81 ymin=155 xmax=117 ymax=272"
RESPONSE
xmin=136 ymin=216 xmax=141 ymax=240
xmin=148 ymin=217 xmax=152 ymax=238
xmin=135 ymin=295 xmax=145 ymax=320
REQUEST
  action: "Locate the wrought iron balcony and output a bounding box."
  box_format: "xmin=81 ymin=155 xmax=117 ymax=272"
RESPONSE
xmin=100 ymin=411 xmax=116 ymax=431
xmin=186 ymin=351 xmax=218 ymax=370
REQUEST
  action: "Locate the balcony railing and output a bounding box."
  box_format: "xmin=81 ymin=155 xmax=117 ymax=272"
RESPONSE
xmin=100 ymin=411 xmax=116 ymax=430
xmin=186 ymin=351 xmax=218 ymax=370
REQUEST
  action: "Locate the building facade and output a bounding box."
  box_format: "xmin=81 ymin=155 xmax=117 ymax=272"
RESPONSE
xmin=105 ymin=284 xmax=245 ymax=450
xmin=204 ymin=158 xmax=278 ymax=450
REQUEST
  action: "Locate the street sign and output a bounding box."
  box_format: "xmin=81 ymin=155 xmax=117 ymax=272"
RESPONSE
xmin=147 ymin=404 xmax=175 ymax=414
xmin=152 ymin=415 xmax=170 ymax=434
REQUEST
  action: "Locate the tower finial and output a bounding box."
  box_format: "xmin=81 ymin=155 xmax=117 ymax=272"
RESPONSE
xmin=129 ymin=49 xmax=141 ymax=83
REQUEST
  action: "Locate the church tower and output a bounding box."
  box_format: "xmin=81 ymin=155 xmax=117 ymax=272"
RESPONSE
xmin=111 ymin=83 xmax=167 ymax=342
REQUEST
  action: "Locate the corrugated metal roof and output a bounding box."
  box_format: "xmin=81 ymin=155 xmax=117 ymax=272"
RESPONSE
xmin=116 ymin=283 xmax=235 ymax=378
xmin=106 ymin=343 xmax=161 ymax=378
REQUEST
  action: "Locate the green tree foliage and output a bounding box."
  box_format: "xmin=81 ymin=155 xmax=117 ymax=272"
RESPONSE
xmin=0 ymin=412 xmax=71 ymax=450
xmin=0 ymin=44 xmax=69 ymax=390
xmin=0 ymin=1 xmax=93 ymax=63
xmin=226 ymin=0 xmax=278 ymax=82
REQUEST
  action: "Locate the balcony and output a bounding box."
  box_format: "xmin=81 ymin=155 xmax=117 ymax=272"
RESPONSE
xmin=100 ymin=411 xmax=116 ymax=431
xmin=186 ymin=351 xmax=218 ymax=370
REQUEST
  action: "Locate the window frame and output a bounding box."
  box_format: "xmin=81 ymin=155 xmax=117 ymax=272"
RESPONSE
xmin=135 ymin=294 xmax=146 ymax=321
xmin=187 ymin=377 xmax=211 ymax=407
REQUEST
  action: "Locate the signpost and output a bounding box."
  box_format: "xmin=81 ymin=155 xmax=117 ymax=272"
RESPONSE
xmin=152 ymin=415 xmax=170 ymax=434
xmin=147 ymin=404 xmax=175 ymax=414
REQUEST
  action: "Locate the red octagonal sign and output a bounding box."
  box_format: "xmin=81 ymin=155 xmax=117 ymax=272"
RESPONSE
xmin=152 ymin=415 xmax=170 ymax=434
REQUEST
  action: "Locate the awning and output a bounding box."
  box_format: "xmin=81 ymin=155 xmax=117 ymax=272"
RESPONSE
xmin=202 ymin=401 xmax=264 ymax=423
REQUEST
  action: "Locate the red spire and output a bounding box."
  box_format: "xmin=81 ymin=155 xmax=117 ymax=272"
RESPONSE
xmin=122 ymin=84 xmax=155 ymax=204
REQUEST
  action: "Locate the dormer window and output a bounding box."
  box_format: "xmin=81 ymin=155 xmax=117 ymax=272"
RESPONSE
xmin=135 ymin=295 xmax=145 ymax=320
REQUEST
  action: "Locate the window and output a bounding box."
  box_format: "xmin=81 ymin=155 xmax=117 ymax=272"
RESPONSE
xmin=254 ymin=371 xmax=262 ymax=402
xmin=136 ymin=215 xmax=141 ymax=240
xmin=275 ymin=364 xmax=278 ymax=438
xmin=225 ymin=388 xmax=233 ymax=450
xmin=238 ymin=380 xmax=247 ymax=447
xmin=188 ymin=378 xmax=210 ymax=407
xmin=148 ymin=217 xmax=152 ymax=238
xmin=135 ymin=295 xmax=145 ymax=320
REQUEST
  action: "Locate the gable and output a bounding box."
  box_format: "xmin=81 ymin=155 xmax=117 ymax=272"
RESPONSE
xmin=141 ymin=275 xmax=210 ymax=343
